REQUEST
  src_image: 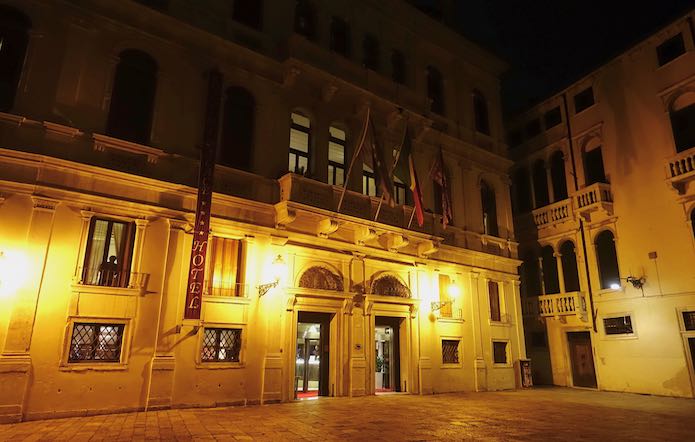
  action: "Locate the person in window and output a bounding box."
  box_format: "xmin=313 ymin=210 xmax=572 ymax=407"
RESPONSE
xmin=99 ymin=255 xmax=119 ymax=286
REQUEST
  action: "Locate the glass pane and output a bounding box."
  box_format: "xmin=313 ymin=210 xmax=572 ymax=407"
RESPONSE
xmin=335 ymin=168 xmax=344 ymax=186
xmin=298 ymin=156 xmax=308 ymax=173
xmin=290 ymin=128 xmax=309 ymax=153
xmin=328 ymin=141 xmax=344 ymax=164
xmin=329 ymin=126 xmax=345 ymax=141
xmin=289 ymin=152 xmax=296 ymax=172
xmin=291 ymin=112 xmax=310 ymax=128
xmin=85 ymin=220 xmax=109 ymax=284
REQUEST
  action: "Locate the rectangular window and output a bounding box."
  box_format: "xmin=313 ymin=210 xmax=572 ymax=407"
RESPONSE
xmin=393 ymin=180 xmax=407 ymax=205
xmin=603 ymin=316 xmax=633 ymax=335
xmin=68 ymin=323 xmax=124 ymax=363
xmin=289 ymin=112 xmax=311 ymax=175
xmin=82 ymin=218 xmax=135 ymax=287
xmin=682 ymin=311 xmax=695 ymax=331
xmin=493 ymin=341 xmax=508 ymax=364
xmin=544 ymin=107 xmax=562 ymax=129
xmin=574 ymin=87 xmax=595 ymax=113
xmin=584 ymin=147 xmax=607 ymax=185
xmin=207 ymin=237 xmax=244 ymax=297
xmin=488 ymin=280 xmax=501 ymax=322
xmin=439 ymin=274 xmax=453 ymax=318
xmin=201 ymin=328 xmax=242 ymax=362
xmin=442 ymin=339 xmax=460 ymax=364
xmin=328 ymin=126 xmax=346 ymax=186
xmin=657 ymin=33 xmax=685 ymax=66
xmin=525 ymin=118 xmax=541 ymax=138
xmin=363 ymin=165 xmax=376 ymax=196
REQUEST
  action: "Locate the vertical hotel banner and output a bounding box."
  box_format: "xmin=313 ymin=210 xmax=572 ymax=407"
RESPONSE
xmin=184 ymin=69 xmax=222 ymax=320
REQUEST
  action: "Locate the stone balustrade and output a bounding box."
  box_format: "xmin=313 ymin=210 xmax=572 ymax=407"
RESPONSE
xmin=532 ymin=198 xmax=572 ymax=228
xmin=666 ymin=147 xmax=695 ymax=194
xmin=536 ymin=292 xmax=587 ymax=319
xmin=574 ymin=182 xmax=612 ymax=210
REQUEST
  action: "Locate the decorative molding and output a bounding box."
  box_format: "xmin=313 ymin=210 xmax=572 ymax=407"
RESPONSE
xmin=92 ymin=133 xmax=164 ymax=164
xmin=417 ymin=239 xmax=439 ymax=258
xmin=380 ymin=232 xmax=409 ymax=252
xmin=370 ymin=274 xmax=411 ymax=298
xmin=31 ymin=196 xmax=60 ymax=212
xmin=270 ymin=235 xmax=289 ymax=246
xmin=321 ymin=84 xmax=338 ymax=103
xmin=298 ymin=266 xmax=344 ymax=291
xmin=0 ymin=112 xmax=26 ymax=127
xmin=283 ymin=67 xmax=301 ymax=88
xmin=286 ymin=294 xmax=297 ymax=311
xmin=316 ymin=218 xmax=340 ymax=238
xmin=353 ymin=226 xmax=377 ymax=245
xmin=275 ymin=205 xmax=296 ymax=230
xmin=43 ymin=121 xmax=83 ymax=139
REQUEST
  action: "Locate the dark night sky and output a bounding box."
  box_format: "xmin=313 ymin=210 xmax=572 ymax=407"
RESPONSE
xmin=449 ymin=0 xmax=695 ymax=115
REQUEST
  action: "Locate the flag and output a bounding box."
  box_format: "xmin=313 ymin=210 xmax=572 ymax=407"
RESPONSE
xmin=362 ymin=115 xmax=395 ymax=206
xmin=393 ymin=126 xmax=424 ymax=227
xmin=430 ymin=146 xmax=453 ymax=228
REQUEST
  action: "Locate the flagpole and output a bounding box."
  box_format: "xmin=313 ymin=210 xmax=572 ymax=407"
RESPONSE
xmin=407 ymin=206 xmax=416 ymax=229
xmin=373 ymin=119 xmax=408 ymax=221
xmin=337 ymin=107 xmax=371 ymax=213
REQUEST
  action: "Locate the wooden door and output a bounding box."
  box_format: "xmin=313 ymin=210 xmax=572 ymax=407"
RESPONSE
xmin=567 ymin=331 xmax=597 ymax=388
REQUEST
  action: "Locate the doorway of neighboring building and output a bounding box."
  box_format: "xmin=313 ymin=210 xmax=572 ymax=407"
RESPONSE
xmin=375 ymin=316 xmax=402 ymax=393
xmin=567 ymin=331 xmax=597 ymax=388
xmin=296 ymin=312 xmax=331 ymax=399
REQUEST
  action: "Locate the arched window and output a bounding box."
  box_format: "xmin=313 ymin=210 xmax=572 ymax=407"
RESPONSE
xmin=330 ymin=17 xmax=350 ymax=57
xmin=541 ymin=245 xmax=560 ymax=294
xmin=550 ymin=151 xmax=568 ymax=201
xmin=289 ymin=111 xmax=311 ymax=175
xmin=363 ymin=34 xmax=379 ymax=71
xmin=532 ymin=160 xmax=549 ymax=207
xmin=473 ymin=90 xmax=490 ymax=135
xmin=520 ymin=252 xmax=542 ymax=297
xmin=669 ymin=92 xmax=695 ymax=153
xmin=584 ymin=145 xmax=607 ymax=185
xmin=220 ymin=87 xmax=255 ymax=171
xmin=481 ymin=180 xmax=498 ymax=237
xmin=0 ymin=6 xmax=31 ymax=112
xmin=391 ymin=50 xmax=405 ymax=84
xmin=294 ymin=0 xmax=316 ymax=40
xmin=560 ymin=241 xmax=580 ymax=292
xmin=328 ymin=125 xmax=345 ymax=186
xmin=106 ymin=50 xmax=158 ymax=145
xmin=595 ymin=230 xmax=620 ymax=289
xmin=426 ymin=66 xmax=444 ymax=115
xmin=512 ymin=168 xmax=532 ymax=213
xmin=232 ymin=0 xmax=262 ymax=30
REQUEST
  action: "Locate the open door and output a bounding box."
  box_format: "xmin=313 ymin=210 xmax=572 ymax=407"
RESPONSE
xmin=296 ymin=312 xmax=332 ymax=399
xmin=375 ymin=316 xmax=402 ymax=393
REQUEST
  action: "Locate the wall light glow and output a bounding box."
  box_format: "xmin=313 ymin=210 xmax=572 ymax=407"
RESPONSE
xmin=0 ymin=249 xmax=30 ymax=299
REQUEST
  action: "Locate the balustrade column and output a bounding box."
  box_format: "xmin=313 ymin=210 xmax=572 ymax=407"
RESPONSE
xmin=555 ymin=251 xmax=566 ymax=294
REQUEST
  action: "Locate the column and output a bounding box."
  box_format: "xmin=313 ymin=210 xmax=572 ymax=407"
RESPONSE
xmin=0 ymin=196 xmax=59 ymax=423
xmin=469 ymin=272 xmax=488 ymax=392
xmin=555 ymin=251 xmax=566 ymax=294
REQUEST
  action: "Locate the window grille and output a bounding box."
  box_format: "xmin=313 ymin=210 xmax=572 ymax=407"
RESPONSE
xmin=682 ymin=311 xmax=695 ymax=331
xmin=442 ymin=339 xmax=459 ymax=364
xmin=202 ymin=328 xmax=242 ymax=362
xmin=68 ymin=323 xmax=124 ymax=362
xmin=603 ymin=316 xmax=633 ymax=335
xmin=493 ymin=341 xmax=507 ymax=364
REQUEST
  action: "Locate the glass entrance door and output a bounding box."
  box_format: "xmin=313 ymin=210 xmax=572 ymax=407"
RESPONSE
xmin=375 ymin=316 xmax=402 ymax=393
xmin=296 ymin=323 xmax=320 ymax=398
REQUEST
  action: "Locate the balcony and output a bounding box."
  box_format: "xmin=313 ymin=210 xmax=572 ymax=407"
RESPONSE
xmin=573 ymin=182 xmax=613 ymax=220
xmin=666 ymin=147 xmax=695 ymax=195
xmin=532 ymin=198 xmax=573 ymax=228
xmin=536 ymin=292 xmax=588 ymax=321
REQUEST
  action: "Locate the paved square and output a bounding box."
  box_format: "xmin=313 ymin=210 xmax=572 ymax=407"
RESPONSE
xmin=1 ymin=388 xmax=694 ymax=441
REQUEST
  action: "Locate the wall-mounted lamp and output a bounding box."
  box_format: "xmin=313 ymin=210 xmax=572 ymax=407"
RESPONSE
xmin=257 ymin=254 xmax=286 ymax=297
xmin=430 ymin=280 xmax=460 ymax=314
xmin=610 ymin=276 xmax=646 ymax=290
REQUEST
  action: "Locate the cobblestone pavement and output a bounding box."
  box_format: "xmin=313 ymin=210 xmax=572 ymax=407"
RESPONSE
xmin=2 ymin=387 xmax=695 ymax=441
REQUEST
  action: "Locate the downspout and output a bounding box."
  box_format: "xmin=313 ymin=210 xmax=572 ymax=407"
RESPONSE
xmin=561 ymin=94 xmax=598 ymax=333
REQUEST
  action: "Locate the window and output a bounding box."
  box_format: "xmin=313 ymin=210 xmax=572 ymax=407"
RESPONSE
xmin=82 ymin=218 xmax=135 ymax=288
xmin=657 ymin=33 xmax=685 ymax=66
xmin=439 ymin=274 xmax=453 ymax=318
xmin=560 ymin=241 xmax=580 ymax=292
xmin=362 ymin=34 xmax=379 ymax=71
xmin=508 ymin=130 xmax=523 ymax=148
xmin=289 ymin=112 xmax=311 ymax=175
xmin=492 ymin=341 xmax=508 ymax=364
xmin=426 ymin=66 xmax=444 ymax=115
xmin=473 ymin=90 xmax=490 ymax=135
xmin=532 ymin=160 xmax=549 ymax=207
xmin=670 ymin=96 xmax=695 ymax=153
xmin=525 ymin=118 xmax=541 ymax=138
xmin=330 ymin=17 xmax=350 ymax=57
xmin=550 ymin=151 xmax=568 ymax=201
xmin=363 ymin=164 xmax=376 ymax=196
xmin=201 ymin=328 xmax=242 ymax=362
xmin=106 ymin=50 xmax=158 ymax=145
xmin=328 ymin=125 xmax=346 ymax=186
xmin=481 ymin=180 xmax=498 ymax=236
xmin=220 ymin=87 xmax=255 ymax=171
xmin=394 ymin=177 xmax=407 ymax=205
xmin=294 ymin=0 xmax=316 ymax=40
xmin=207 ymin=237 xmax=244 ymax=297
xmin=584 ymin=147 xmax=607 ymax=184
xmin=0 ymin=6 xmax=31 ymax=112
xmin=541 ymin=245 xmax=560 ymax=294
xmin=432 ymin=179 xmax=443 ymax=214
xmin=391 ymin=50 xmax=406 ymax=84
xmin=232 ymin=0 xmax=262 ymax=30
xmin=441 ymin=339 xmax=460 ymax=364
xmin=574 ymin=87 xmax=594 ymax=113
xmin=512 ymin=168 xmax=531 ymax=213
xmin=544 ymin=106 xmax=562 ymax=129
xmin=683 ymin=311 xmax=695 ymax=331
xmin=595 ymin=230 xmax=620 ymax=290
xmin=519 ymin=253 xmax=542 ymax=297
xmin=68 ymin=323 xmax=124 ymax=363
xmin=488 ymin=280 xmax=501 ymax=322
xmin=603 ymin=316 xmax=633 ymax=335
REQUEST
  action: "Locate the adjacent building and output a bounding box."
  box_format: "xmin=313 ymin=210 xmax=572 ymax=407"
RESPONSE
xmin=0 ymin=0 xmax=524 ymax=422
xmin=509 ymin=10 xmax=695 ymax=397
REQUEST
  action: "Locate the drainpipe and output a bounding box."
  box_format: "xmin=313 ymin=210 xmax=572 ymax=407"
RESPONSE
xmin=561 ymin=94 xmax=597 ymax=333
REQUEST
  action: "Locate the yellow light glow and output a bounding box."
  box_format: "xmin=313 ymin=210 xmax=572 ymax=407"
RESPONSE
xmin=447 ymin=281 xmax=461 ymax=299
xmin=0 ymin=249 xmax=29 ymax=299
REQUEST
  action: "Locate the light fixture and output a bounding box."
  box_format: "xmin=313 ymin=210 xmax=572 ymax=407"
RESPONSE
xmin=431 ymin=280 xmax=460 ymax=314
xmin=624 ymin=275 xmax=645 ymax=289
xmin=609 ymin=283 xmax=621 ymax=290
xmin=257 ymin=254 xmax=286 ymax=297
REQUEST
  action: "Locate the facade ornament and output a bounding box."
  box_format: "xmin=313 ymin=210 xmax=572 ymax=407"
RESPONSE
xmin=379 ymin=232 xmax=409 ymax=252
xmin=283 ymin=67 xmax=301 ymax=88
xmin=275 ymin=205 xmax=297 ymax=229
xmin=298 ymin=266 xmax=344 ymax=291
xmin=322 ymin=83 xmax=339 ymax=102
xmin=316 ymin=218 xmax=340 ymax=238
xmin=353 ymin=226 xmax=377 ymax=245
xmin=31 ymin=196 xmax=60 ymax=212
xmin=371 ymin=273 xmax=411 ymax=298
